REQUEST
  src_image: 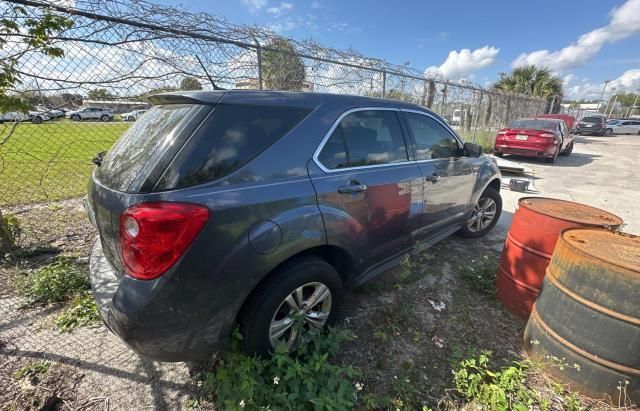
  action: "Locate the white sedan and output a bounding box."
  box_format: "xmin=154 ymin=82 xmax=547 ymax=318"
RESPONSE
xmin=605 ymin=119 xmax=640 ymax=135
xmin=121 ymin=109 xmax=147 ymax=121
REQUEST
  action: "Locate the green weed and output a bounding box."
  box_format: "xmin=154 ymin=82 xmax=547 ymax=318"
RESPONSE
xmin=457 ymin=254 xmax=498 ymax=297
xmin=14 ymin=360 xmax=51 ymax=382
xmin=55 ymin=292 xmax=100 ymax=332
xmin=15 ymin=258 xmax=90 ymax=304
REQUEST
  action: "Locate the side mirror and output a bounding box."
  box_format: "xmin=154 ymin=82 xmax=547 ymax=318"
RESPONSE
xmin=463 ymin=142 xmax=483 ymax=158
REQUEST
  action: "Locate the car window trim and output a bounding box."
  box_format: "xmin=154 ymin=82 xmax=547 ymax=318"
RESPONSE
xmin=399 ymin=108 xmax=465 ymax=163
xmin=312 ymin=107 xmax=414 ymax=173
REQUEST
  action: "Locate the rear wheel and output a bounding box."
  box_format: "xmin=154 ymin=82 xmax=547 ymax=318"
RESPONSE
xmin=71 ymin=114 xmax=81 ymax=121
xmin=495 ymin=152 xmax=504 ymax=158
xmin=604 ymin=128 xmax=613 ymax=136
xmin=240 ymin=257 xmax=343 ymax=356
xmin=560 ymin=141 xmax=574 ymax=156
xmin=457 ymin=187 xmax=502 ymax=239
xmin=100 ymin=115 xmax=110 ymax=122
xmin=544 ymin=146 xmax=559 ymax=163
xmin=31 ymin=116 xmax=43 ymax=124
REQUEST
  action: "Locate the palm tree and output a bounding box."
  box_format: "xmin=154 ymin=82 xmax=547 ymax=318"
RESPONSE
xmin=493 ymin=65 xmax=564 ymax=113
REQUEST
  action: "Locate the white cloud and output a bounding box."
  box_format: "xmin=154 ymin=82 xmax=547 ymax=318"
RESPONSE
xmin=311 ymin=1 xmax=321 ymax=8
xmin=424 ymin=46 xmax=499 ymax=79
xmin=242 ymin=0 xmax=268 ymax=13
xmin=565 ymin=69 xmax=640 ymax=99
xmin=267 ymin=2 xmax=293 ymax=16
xmin=512 ymin=0 xmax=640 ymax=71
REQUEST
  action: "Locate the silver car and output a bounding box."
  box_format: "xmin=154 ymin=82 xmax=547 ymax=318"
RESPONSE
xmin=605 ymin=119 xmax=640 ymax=135
xmin=65 ymin=107 xmax=114 ymax=122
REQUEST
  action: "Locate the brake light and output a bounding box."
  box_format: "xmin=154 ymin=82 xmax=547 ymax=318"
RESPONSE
xmin=119 ymin=202 xmax=210 ymax=280
xmin=540 ymin=133 xmax=555 ymax=138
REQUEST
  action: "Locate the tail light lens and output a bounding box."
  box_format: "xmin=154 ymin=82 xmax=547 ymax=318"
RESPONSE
xmin=119 ymin=202 xmax=210 ymax=280
xmin=540 ymin=133 xmax=555 ymax=138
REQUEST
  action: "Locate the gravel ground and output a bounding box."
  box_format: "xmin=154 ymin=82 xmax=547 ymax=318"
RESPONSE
xmin=0 ymin=133 xmax=637 ymax=409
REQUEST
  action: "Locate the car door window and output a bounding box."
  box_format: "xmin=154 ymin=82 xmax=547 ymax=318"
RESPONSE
xmin=317 ymin=110 xmax=408 ymax=170
xmin=404 ymin=112 xmax=461 ymax=160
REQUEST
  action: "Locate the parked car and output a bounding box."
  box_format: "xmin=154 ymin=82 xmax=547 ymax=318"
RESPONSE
xmin=604 ymin=119 xmax=640 ymax=135
xmin=65 ymin=107 xmax=114 ymax=121
xmin=86 ymin=91 xmax=502 ymax=360
xmin=575 ymin=116 xmax=606 ymax=135
xmin=537 ymin=114 xmax=576 ymax=131
xmin=121 ymin=109 xmax=147 ymax=121
xmin=494 ymin=118 xmax=574 ymax=163
xmin=36 ymin=106 xmax=64 ymax=118
xmin=0 ymin=111 xmax=50 ymax=124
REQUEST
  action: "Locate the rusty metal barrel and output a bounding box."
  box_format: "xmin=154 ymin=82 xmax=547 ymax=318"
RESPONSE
xmin=524 ymin=229 xmax=640 ymax=403
xmin=496 ymin=197 xmax=623 ymax=318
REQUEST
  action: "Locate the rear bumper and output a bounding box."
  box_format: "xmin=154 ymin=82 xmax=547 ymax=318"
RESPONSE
xmin=575 ymin=127 xmax=602 ymax=135
xmin=493 ymin=145 xmax=556 ymax=158
xmin=89 ymin=239 xmax=234 ymax=361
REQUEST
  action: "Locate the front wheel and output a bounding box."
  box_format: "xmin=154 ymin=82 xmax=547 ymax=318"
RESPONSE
xmin=100 ymin=115 xmax=110 ymax=122
xmin=604 ymin=128 xmax=613 ymax=136
xmin=71 ymin=114 xmax=81 ymax=121
xmin=240 ymin=257 xmax=343 ymax=356
xmin=31 ymin=116 xmax=43 ymax=124
xmin=494 ymin=152 xmax=504 ymax=158
xmin=457 ymin=187 xmax=502 ymax=238
xmin=560 ymin=141 xmax=574 ymax=156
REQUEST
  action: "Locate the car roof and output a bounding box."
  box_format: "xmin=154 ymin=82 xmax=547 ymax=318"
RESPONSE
xmin=148 ymin=90 xmax=432 ymax=112
xmin=520 ymin=117 xmax=562 ymax=123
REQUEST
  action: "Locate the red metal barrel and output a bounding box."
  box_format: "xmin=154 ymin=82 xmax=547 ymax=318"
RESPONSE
xmin=496 ymin=197 xmax=623 ymax=318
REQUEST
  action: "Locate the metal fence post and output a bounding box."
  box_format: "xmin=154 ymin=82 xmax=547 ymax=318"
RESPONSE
xmin=472 ymin=91 xmax=483 ymax=143
xmin=257 ymin=46 xmax=263 ymax=90
xmin=382 ymin=69 xmax=386 ymax=98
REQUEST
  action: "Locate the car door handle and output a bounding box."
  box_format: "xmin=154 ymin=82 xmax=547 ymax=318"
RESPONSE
xmin=425 ymin=173 xmax=440 ymax=182
xmin=338 ymin=183 xmax=367 ymax=194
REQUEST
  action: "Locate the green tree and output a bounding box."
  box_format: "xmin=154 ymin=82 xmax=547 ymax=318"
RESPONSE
xmin=0 ymin=5 xmax=73 ymax=253
xmin=492 ymin=65 xmax=564 ymax=113
xmin=87 ymin=88 xmax=114 ymax=100
xmin=262 ymin=38 xmax=306 ymax=91
xmin=0 ymin=5 xmax=73 ymax=113
xmin=180 ymin=77 xmax=202 ymax=90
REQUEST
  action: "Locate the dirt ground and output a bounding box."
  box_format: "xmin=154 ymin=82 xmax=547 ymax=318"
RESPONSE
xmin=0 ymin=133 xmax=637 ymax=410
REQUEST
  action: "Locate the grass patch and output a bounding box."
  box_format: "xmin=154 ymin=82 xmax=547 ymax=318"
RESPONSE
xmin=0 ymin=121 xmax=129 ymax=205
xmin=194 ymin=329 xmax=363 ymax=410
xmin=14 ymin=258 xmax=89 ymax=304
xmin=14 ymin=360 xmax=51 ymax=382
xmin=457 ymin=129 xmax=497 ymax=153
xmin=55 ymin=292 xmax=101 ymax=332
xmin=457 ymin=254 xmax=498 ymax=298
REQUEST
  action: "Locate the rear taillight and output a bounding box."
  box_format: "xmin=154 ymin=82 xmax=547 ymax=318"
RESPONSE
xmin=498 ymin=130 xmax=508 ymax=135
xmin=540 ymin=133 xmax=555 ymax=138
xmin=119 ymin=202 xmax=210 ymax=280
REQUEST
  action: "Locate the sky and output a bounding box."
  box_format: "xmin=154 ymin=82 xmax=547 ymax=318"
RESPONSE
xmin=164 ymin=0 xmax=640 ymax=100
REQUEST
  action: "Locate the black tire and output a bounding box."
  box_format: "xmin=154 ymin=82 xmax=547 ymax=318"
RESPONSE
xmin=560 ymin=141 xmax=573 ymax=156
xmin=72 ymin=114 xmax=81 ymax=121
xmin=457 ymin=187 xmax=502 ymax=239
xmin=604 ymin=128 xmax=613 ymax=136
xmin=100 ymin=115 xmax=110 ymax=122
xmin=544 ymin=146 xmax=559 ymax=163
xmin=240 ymin=257 xmax=343 ymax=356
xmin=495 ymin=152 xmax=504 ymax=158
xmin=31 ymin=116 xmax=43 ymax=124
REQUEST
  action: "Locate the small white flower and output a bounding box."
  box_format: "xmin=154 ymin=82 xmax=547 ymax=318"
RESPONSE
xmin=273 ymin=376 xmax=280 ymax=385
xmin=355 ymin=382 xmax=364 ymax=391
xmin=239 ymin=399 xmax=246 ymax=408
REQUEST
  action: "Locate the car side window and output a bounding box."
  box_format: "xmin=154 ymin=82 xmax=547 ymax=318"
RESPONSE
xmin=404 ymin=112 xmax=461 ymax=160
xmin=317 ymin=110 xmax=408 ymax=170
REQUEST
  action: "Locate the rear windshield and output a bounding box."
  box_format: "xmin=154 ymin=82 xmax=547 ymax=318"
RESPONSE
xmin=155 ymin=104 xmax=311 ymax=190
xmin=95 ymin=104 xmax=203 ymax=191
xmin=509 ymin=119 xmax=557 ymax=131
xmin=582 ymin=117 xmax=603 ymax=123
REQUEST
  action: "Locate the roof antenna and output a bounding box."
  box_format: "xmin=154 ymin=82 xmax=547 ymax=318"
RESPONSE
xmin=196 ymin=55 xmax=225 ymax=90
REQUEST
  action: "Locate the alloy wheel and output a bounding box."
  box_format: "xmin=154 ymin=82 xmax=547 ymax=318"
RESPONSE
xmin=269 ymin=282 xmax=332 ymax=350
xmin=467 ymin=197 xmax=497 ymax=232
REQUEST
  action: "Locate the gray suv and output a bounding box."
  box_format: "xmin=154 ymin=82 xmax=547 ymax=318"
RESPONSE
xmin=87 ymin=91 xmax=502 ymax=361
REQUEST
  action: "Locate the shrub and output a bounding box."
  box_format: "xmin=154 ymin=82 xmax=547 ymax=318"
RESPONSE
xmin=55 ymin=292 xmax=100 ymax=332
xmin=197 ymin=329 xmax=362 ymax=410
xmin=16 ymin=258 xmax=90 ymax=304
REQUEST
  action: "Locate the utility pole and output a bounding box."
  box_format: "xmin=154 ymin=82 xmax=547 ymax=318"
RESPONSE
xmin=631 ymin=89 xmax=640 ymax=117
xmin=604 ymin=87 xmax=616 ymax=116
xmin=599 ymin=80 xmax=611 ymax=101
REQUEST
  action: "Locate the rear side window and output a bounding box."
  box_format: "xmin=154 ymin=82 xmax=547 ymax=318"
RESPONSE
xmin=582 ymin=117 xmax=603 ymax=123
xmin=156 ymin=104 xmax=310 ymax=189
xmin=96 ymin=104 xmax=202 ymax=191
xmin=404 ymin=112 xmax=460 ymax=160
xmin=317 ymin=110 xmax=408 ymax=170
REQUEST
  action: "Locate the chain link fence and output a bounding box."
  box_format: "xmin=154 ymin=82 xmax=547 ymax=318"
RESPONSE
xmin=0 ymin=0 xmax=546 ymax=208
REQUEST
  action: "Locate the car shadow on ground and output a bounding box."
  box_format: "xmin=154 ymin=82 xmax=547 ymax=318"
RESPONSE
xmin=500 ymin=152 xmax=601 ymax=168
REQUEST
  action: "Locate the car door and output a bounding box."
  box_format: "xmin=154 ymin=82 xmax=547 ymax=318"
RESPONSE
xmin=310 ymin=108 xmax=424 ymax=271
xmin=631 ymin=121 xmax=640 ymax=134
xmin=401 ymin=110 xmax=475 ymax=235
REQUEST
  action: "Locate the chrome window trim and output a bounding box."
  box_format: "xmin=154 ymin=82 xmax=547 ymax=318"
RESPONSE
xmin=312 ymin=106 xmax=415 ymax=173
